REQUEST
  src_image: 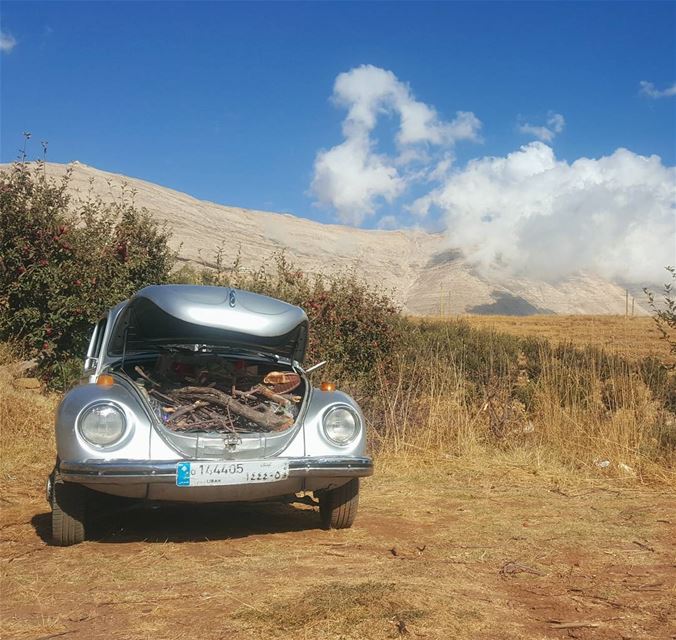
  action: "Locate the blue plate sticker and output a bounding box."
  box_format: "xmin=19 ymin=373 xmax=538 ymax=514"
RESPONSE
xmin=176 ymin=462 xmax=191 ymax=486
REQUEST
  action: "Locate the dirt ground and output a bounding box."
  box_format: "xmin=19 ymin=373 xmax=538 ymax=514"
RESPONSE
xmin=1 ymin=457 xmax=674 ymax=640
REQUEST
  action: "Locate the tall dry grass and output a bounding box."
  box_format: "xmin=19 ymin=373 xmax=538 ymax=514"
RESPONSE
xmin=365 ymin=321 xmax=675 ymax=483
xmin=0 ymin=344 xmax=58 ymax=496
xmin=370 ymin=349 xmax=480 ymax=457
xmin=1 ymin=314 xmax=674 ymax=489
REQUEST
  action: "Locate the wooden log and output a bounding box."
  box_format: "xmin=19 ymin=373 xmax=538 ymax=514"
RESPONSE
xmin=175 ymin=386 xmax=293 ymax=432
xmin=232 ymin=388 xmax=258 ymax=401
xmin=251 ymin=384 xmax=291 ymax=406
xmin=279 ymin=393 xmax=302 ymax=404
xmin=233 ymin=386 xmax=299 ymax=404
xmin=149 ymin=388 xmax=180 ymax=405
xmin=166 ymin=400 xmax=208 ymax=423
xmin=135 ymin=366 xmax=160 ymax=387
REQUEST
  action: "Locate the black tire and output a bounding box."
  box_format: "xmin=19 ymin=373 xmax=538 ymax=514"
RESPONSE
xmin=51 ymin=479 xmax=87 ymax=546
xmin=319 ymin=479 xmax=360 ymax=529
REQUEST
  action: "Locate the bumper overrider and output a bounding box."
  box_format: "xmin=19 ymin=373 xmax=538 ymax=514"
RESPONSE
xmin=58 ymin=456 xmax=374 ymax=484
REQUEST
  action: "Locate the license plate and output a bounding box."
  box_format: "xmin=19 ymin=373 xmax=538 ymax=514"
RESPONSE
xmin=176 ymin=460 xmax=289 ymax=487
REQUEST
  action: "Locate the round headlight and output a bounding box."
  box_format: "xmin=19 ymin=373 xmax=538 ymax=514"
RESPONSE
xmin=79 ymin=404 xmax=126 ymax=446
xmin=323 ymin=407 xmax=360 ymax=445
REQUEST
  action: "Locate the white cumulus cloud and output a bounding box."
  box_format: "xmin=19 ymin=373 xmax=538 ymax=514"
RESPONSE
xmin=0 ymin=30 xmax=17 ymax=53
xmin=518 ymin=112 xmax=565 ymax=142
xmin=311 ymin=134 xmax=405 ymax=225
xmin=639 ymin=80 xmax=676 ymax=99
xmin=411 ymin=142 xmax=676 ymax=283
xmin=311 ymin=65 xmax=481 ymax=224
xmin=310 ymin=66 xmax=674 ymax=285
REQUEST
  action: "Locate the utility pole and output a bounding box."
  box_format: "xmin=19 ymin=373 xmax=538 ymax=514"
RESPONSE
xmin=625 ymin=289 xmax=629 ymax=318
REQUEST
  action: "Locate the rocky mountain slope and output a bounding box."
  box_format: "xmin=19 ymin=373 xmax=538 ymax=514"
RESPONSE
xmin=6 ymin=162 xmax=645 ymax=315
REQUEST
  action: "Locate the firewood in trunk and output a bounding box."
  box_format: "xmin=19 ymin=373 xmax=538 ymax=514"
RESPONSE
xmin=176 ymin=386 xmax=293 ymax=432
xmin=166 ymin=400 xmax=208 ymax=423
xmin=135 ymin=366 xmax=160 ymax=387
xmin=251 ymin=384 xmax=292 ymax=406
xmin=232 ymin=388 xmax=258 ymax=401
xmin=279 ymin=393 xmax=302 ymax=403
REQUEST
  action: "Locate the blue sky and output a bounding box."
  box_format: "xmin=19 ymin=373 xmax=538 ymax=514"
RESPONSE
xmin=1 ymin=1 xmax=674 ymax=281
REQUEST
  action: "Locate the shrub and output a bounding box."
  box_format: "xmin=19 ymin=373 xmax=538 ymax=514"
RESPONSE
xmin=0 ymin=160 xmax=175 ymax=386
xmin=173 ymin=251 xmax=403 ymax=393
xmin=645 ymin=266 xmax=676 ymax=369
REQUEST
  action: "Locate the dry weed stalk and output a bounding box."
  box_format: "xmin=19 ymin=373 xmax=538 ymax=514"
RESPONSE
xmin=367 ymin=331 xmax=674 ymax=483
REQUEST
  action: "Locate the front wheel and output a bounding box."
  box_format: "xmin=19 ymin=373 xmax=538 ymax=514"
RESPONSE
xmin=51 ymin=478 xmax=87 ymax=546
xmin=318 ymin=479 xmax=360 ymax=529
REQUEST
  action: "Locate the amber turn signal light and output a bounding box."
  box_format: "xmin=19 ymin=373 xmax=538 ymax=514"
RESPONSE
xmin=96 ymin=374 xmax=114 ymax=386
xmin=320 ymin=382 xmax=336 ymax=392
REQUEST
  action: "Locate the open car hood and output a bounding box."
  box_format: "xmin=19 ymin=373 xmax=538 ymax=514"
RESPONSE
xmin=108 ymin=285 xmax=308 ymax=363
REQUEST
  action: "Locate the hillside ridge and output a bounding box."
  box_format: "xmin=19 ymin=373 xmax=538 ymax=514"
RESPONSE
xmin=2 ymin=161 xmax=645 ymax=316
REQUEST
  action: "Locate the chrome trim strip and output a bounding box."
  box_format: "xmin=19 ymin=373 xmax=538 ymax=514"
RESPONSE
xmin=58 ymin=456 xmax=374 ymax=484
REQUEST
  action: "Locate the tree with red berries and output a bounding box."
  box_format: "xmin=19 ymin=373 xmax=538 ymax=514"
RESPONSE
xmin=0 ymin=158 xmax=174 ymax=387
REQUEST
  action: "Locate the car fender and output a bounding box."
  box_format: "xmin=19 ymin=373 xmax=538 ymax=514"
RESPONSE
xmin=56 ymin=381 xmax=153 ymax=462
xmin=301 ymin=388 xmax=367 ymax=458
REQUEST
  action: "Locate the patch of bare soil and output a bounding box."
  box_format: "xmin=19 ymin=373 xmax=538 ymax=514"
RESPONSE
xmin=1 ymin=461 xmax=674 ymax=639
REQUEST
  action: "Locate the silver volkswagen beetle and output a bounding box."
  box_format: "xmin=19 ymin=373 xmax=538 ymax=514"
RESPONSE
xmin=48 ymin=285 xmax=373 ymax=545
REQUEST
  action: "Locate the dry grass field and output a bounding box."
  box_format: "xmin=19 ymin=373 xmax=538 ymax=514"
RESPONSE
xmin=1 ymin=318 xmax=675 ymax=640
xmin=457 ymin=315 xmax=673 ymax=364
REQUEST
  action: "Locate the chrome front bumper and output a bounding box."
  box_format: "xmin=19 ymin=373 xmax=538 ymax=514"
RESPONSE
xmin=58 ymin=456 xmax=374 ymax=484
